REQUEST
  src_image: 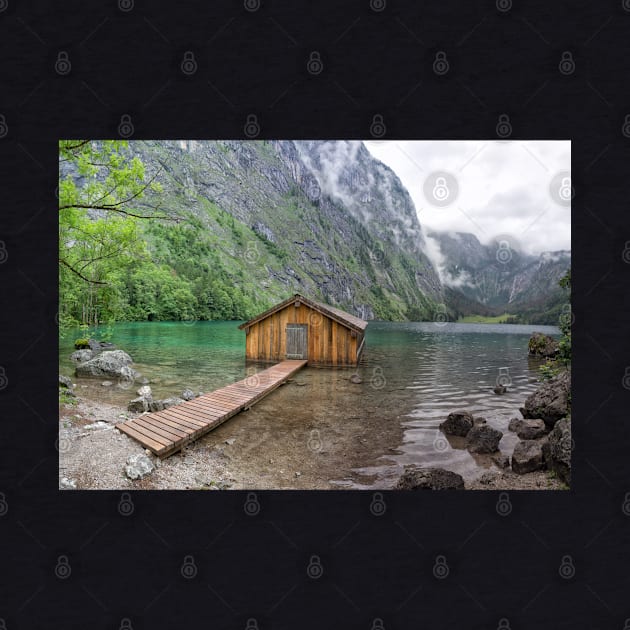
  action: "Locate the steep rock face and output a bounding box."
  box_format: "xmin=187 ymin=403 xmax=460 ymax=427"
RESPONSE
xmin=129 ymin=140 xmax=443 ymax=320
xmin=427 ymin=230 xmax=570 ymax=322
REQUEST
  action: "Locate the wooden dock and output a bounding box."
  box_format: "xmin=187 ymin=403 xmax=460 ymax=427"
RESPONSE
xmin=116 ymin=359 xmax=307 ymax=458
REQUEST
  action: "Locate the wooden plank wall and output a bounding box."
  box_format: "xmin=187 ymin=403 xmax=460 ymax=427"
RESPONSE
xmin=245 ymin=303 xmax=360 ymax=365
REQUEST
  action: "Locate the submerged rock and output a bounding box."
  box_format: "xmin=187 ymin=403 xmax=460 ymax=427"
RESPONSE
xmin=124 ymin=453 xmax=155 ymax=480
xmin=493 ymin=385 xmax=507 ymax=395
xmin=439 ymin=410 xmax=474 ymax=437
xmin=181 ymin=388 xmax=195 ymax=401
xmin=349 ymin=374 xmax=363 ymax=384
xmin=70 ymin=349 xmax=93 ymax=364
xmin=396 ymin=466 xmax=465 ymax=490
xmin=542 ymin=417 xmax=571 ymax=485
xmin=512 ymin=439 xmax=546 ymax=474
xmin=520 ymin=370 xmax=570 ymax=428
xmin=528 ymin=332 xmax=559 ymax=358
xmin=466 ymin=425 xmax=503 ymax=454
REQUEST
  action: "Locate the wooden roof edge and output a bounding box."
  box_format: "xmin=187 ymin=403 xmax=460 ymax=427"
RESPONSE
xmin=238 ymin=293 xmax=368 ymax=332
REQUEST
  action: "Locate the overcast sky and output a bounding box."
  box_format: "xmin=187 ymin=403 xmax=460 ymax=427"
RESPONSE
xmin=364 ymin=140 xmax=571 ymax=254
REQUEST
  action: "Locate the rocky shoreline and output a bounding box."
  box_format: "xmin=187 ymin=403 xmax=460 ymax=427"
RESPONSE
xmin=60 ymin=334 xmax=570 ymax=491
xmin=397 ymin=332 xmax=571 ymax=491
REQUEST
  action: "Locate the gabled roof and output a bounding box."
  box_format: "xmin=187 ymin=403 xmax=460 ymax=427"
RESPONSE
xmin=238 ymin=294 xmax=368 ymax=333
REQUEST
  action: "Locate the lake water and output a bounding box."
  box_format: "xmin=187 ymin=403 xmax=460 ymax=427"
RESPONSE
xmin=59 ymin=320 xmax=560 ymax=487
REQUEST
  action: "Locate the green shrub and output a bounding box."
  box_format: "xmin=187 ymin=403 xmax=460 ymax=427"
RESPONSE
xmin=74 ymin=338 xmax=90 ymax=349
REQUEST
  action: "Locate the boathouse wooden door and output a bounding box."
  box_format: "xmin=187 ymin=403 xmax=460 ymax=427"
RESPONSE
xmin=286 ymin=324 xmax=308 ymax=360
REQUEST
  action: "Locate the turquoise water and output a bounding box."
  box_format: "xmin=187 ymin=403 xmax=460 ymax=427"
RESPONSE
xmin=59 ymin=320 xmax=560 ymax=485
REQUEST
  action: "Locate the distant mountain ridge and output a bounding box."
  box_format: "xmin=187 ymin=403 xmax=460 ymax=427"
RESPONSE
xmin=426 ymin=230 xmax=570 ymax=323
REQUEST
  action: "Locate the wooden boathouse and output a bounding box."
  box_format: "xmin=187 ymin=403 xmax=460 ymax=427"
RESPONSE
xmin=239 ymin=293 xmax=368 ymax=367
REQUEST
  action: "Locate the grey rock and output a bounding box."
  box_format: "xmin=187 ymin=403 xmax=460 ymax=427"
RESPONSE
xmin=528 ymin=332 xmax=559 ymax=358
xmin=439 ymin=410 xmax=474 ymax=437
xmin=70 ymin=349 xmax=93 ymax=364
xmin=508 ymin=417 xmax=524 ymax=432
xmin=128 ymin=397 xmax=149 ymax=413
xmin=124 ymin=453 xmax=155 ymax=480
xmin=473 ymin=416 xmax=487 ymax=426
xmin=225 ymin=438 xmax=236 ymax=445
xmin=512 ymin=439 xmax=547 ymax=474
xmin=84 ymin=421 xmax=112 ymax=431
xmin=149 ymin=400 xmax=165 ymax=412
xmin=75 ymin=350 xmax=135 ymax=378
xmin=466 ymin=424 xmax=503 ymax=454
xmin=516 ymin=419 xmax=547 ymax=440
xmin=492 ymin=453 xmax=510 ymax=469
xmin=493 ymin=385 xmax=507 ymax=395
xmin=520 ymin=369 xmax=570 ymax=429
xmin=395 ymin=466 xmax=465 ymax=490
xmin=59 ymin=375 xmax=73 ymax=389
xmin=59 ymin=477 xmax=77 ymax=490
xmin=137 ymin=385 xmax=152 ymax=398
xmin=102 ymin=381 xmax=113 ymax=387
xmin=88 ymin=338 xmax=116 ymax=352
xmin=181 ymin=388 xmax=195 ymax=401
xmin=542 ymin=417 xmax=571 ymax=485
xmin=349 ymin=374 xmax=363 ymax=384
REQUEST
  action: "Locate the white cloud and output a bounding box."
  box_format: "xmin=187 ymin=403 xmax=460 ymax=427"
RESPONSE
xmin=364 ymin=140 xmax=571 ymax=255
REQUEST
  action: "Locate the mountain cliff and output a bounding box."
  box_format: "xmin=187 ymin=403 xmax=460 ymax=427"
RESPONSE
xmin=130 ymin=140 xmax=443 ymax=320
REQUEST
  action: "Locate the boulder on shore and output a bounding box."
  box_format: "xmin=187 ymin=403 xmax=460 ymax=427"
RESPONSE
xmin=161 ymin=397 xmax=184 ymax=409
xmin=516 ymin=419 xmax=547 ymax=440
xmin=395 ymin=466 xmax=465 ymax=490
xmin=124 ymin=453 xmax=155 ymax=480
xmin=508 ymin=417 xmax=524 ymax=432
xmin=520 ymin=370 xmax=570 ymax=429
xmin=439 ymin=410 xmax=474 ymax=437
xmin=512 ymin=439 xmax=547 ymax=474
xmin=75 ymin=350 xmax=136 ymax=379
xmin=466 ymin=424 xmax=503 ymax=454
xmin=528 ymin=332 xmax=559 ymax=358
xmin=136 ymin=385 xmax=152 ymax=398
xmin=542 ymin=417 xmax=571 ymax=485
xmin=59 ymin=375 xmax=73 ymax=389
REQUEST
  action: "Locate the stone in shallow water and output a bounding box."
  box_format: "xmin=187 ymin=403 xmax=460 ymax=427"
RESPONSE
xmin=349 ymin=374 xmax=362 ymax=384
xmin=136 ymin=385 xmax=152 ymax=398
xmin=128 ymin=397 xmax=149 ymax=413
xmin=439 ymin=410 xmax=474 ymax=437
xmin=395 ymin=466 xmax=464 ymax=490
xmin=181 ymin=388 xmax=195 ymax=401
xmin=466 ymin=425 xmax=503 ymax=454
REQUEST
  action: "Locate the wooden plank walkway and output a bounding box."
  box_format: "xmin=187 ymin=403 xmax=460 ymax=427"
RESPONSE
xmin=116 ymin=359 xmax=307 ymax=458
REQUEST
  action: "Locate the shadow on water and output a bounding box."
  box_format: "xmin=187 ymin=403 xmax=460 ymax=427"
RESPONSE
xmin=60 ymin=320 xmax=559 ymax=488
